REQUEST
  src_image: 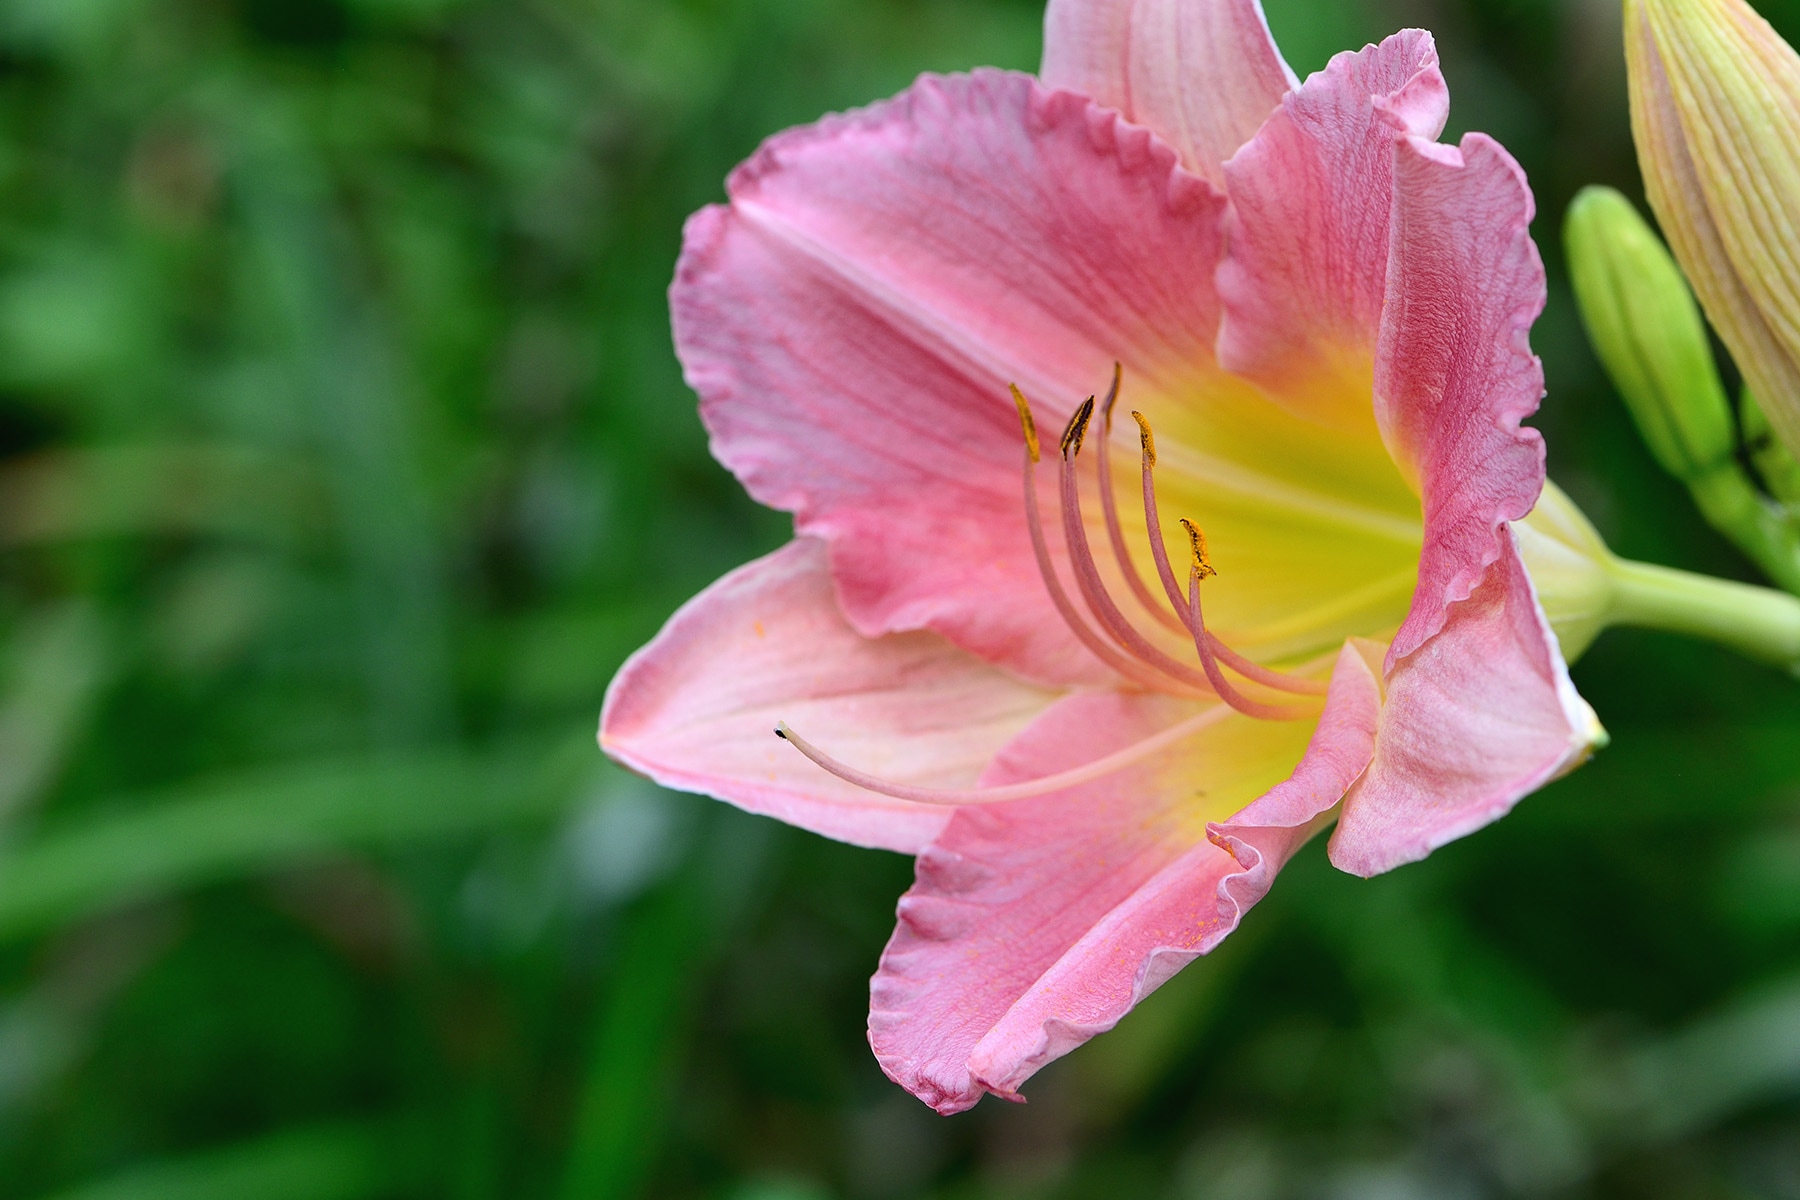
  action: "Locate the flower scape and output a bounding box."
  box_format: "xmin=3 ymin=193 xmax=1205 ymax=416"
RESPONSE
xmin=601 ymin=0 xmax=1608 ymax=1114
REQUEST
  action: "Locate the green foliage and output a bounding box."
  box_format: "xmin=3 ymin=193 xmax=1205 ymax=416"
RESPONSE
xmin=0 ymin=0 xmax=1796 ymax=1198
xmin=38 ymin=1121 xmax=418 ymax=1200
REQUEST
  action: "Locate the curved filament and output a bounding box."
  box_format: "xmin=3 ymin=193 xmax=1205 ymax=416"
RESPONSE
xmin=1022 ymin=445 xmax=1210 ymax=697
xmin=1058 ymin=422 xmax=1221 ymax=693
xmin=1096 ymin=366 xmax=1186 ymax=635
xmin=1186 ymin=568 xmax=1318 ymax=722
xmin=774 ymin=704 xmax=1233 ymax=807
xmin=1131 ymin=412 xmax=1330 ymax=698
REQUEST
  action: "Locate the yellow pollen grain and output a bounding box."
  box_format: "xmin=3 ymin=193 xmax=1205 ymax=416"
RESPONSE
xmin=1129 ymin=410 xmax=1157 ymax=467
xmin=1060 ymin=395 xmax=1096 ymax=458
xmin=1178 ymin=518 xmax=1217 ymax=579
xmin=1008 ymin=384 xmax=1040 ymax=463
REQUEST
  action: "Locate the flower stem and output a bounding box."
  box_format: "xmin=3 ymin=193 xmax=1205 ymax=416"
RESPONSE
xmin=1684 ymin=465 xmax=1800 ymax=596
xmin=1608 ymin=556 xmax=1800 ymax=673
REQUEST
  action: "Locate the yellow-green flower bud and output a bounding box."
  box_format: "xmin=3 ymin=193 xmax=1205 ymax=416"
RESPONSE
xmin=1625 ymin=0 xmax=1800 ymax=460
xmin=1565 ymin=185 xmax=1735 ymax=481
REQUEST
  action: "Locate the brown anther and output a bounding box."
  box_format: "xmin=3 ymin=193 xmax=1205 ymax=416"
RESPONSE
xmin=1100 ymin=362 xmax=1123 ymax=425
xmin=1178 ymin=518 xmax=1217 ymax=579
xmin=1009 ymin=384 xmax=1041 ymax=464
xmin=1060 ymin=396 xmax=1097 ymax=458
xmin=1130 ymin=410 xmax=1157 ymax=468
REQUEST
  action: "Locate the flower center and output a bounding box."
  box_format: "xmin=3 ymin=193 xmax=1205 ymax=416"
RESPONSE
xmin=774 ymin=368 xmax=1333 ymax=808
xmin=1020 ymin=369 xmax=1326 ymax=721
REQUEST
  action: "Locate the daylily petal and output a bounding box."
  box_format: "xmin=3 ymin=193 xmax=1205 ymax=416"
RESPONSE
xmin=1217 ymin=30 xmax=1448 ymax=428
xmin=1376 ymin=131 xmax=1549 ymax=665
xmin=599 ymin=538 xmax=1057 ymax=854
xmin=1039 ymin=0 xmax=1296 ymax=185
xmin=965 ymin=640 xmax=1384 ymax=1101
xmin=1626 ymin=0 xmax=1800 ymax=455
xmin=672 ymin=70 xmax=1228 ymax=688
xmin=1316 ymin=125 xmax=1602 ymax=878
xmin=1329 ymin=536 xmax=1601 ymax=877
xmin=869 ymin=643 xmax=1379 ymax=1113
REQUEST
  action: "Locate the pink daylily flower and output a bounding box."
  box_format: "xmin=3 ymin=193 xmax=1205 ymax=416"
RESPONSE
xmin=601 ymin=0 xmax=1604 ymax=1114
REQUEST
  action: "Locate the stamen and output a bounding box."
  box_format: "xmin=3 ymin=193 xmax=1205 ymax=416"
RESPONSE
xmin=1130 ymin=409 xmax=1156 ymax=468
xmin=1101 ymin=361 xmax=1122 ymax=413
xmin=1178 ymin=518 xmax=1217 ymax=581
xmin=773 ymin=705 xmax=1233 ymax=806
xmin=1060 ymin=395 xmax=1096 ymax=458
xmin=1012 ymin=386 xmax=1207 ymax=695
xmin=1010 ymin=383 xmax=1040 ymax=464
xmin=1097 ymin=368 xmax=1186 ymax=634
xmin=1135 ymin=410 xmax=1195 ymax=625
xmin=1185 ymin=564 xmax=1316 ymax=722
xmin=1134 ymin=412 xmax=1330 ymax=698
xmin=1058 ymin=417 xmax=1222 ymax=693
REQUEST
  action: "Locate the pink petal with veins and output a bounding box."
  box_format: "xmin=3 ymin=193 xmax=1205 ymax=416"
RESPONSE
xmin=1330 ymin=539 xmax=1598 ymax=876
xmin=1040 ymin=0 xmax=1295 ymax=184
xmin=600 ymin=538 xmax=1056 ymax=854
xmin=1377 ymin=131 xmax=1550 ymax=664
xmin=1322 ymin=127 xmax=1598 ymax=876
xmin=673 ymin=70 xmax=1226 ymax=689
xmin=873 ymin=643 xmax=1381 ymax=1113
xmin=1217 ymin=31 xmax=1448 ymax=424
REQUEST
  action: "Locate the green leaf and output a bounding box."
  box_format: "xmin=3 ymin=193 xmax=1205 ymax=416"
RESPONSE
xmin=35 ymin=1121 xmax=420 ymax=1200
xmin=0 ymin=735 xmax=593 ymax=942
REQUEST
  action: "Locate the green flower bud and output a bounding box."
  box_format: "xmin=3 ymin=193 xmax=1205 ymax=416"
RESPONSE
xmin=1565 ymin=185 xmax=1736 ymax=482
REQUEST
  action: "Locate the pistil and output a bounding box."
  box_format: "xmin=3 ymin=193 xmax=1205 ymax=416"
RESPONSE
xmin=772 ymin=706 xmax=1233 ymax=806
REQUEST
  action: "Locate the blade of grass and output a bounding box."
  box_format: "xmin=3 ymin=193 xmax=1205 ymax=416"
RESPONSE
xmin=33 ymin=1119 xmax=423 ymax=1200
xmin=557 ymin=810 xmax=771 ymax=1200
xmin=557 ymin=880 xmax=702 ymax=1200
xmin=0 ymin=601 xmax=110 ymax=828
xmin=223 ymin=91 xmax=453 ymax=746
xmin=0 ymin=734 xmax=594 ymax=942
xmin=1627 ymin=973 xmax=1800 ymax=1140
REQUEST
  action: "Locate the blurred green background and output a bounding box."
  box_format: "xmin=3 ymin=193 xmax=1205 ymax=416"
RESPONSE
xmin=2 ymin=0 xmax=1800 ymax=1197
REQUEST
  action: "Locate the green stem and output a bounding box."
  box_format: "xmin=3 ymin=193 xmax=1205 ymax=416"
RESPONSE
xmin=1686 ymin=465 xmax=1800 ymax=596
xmin=1609 ymin=556 xmax=1800 ymax=673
